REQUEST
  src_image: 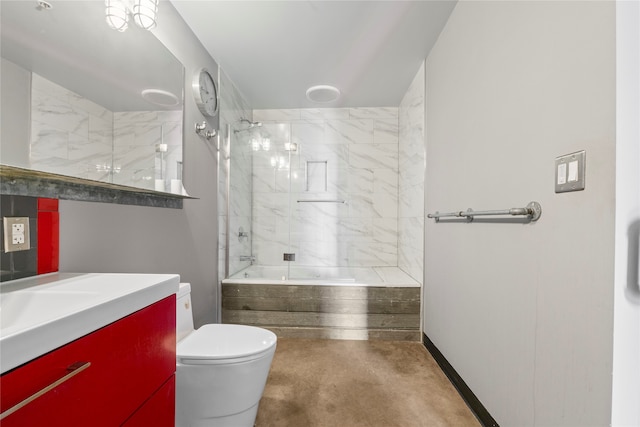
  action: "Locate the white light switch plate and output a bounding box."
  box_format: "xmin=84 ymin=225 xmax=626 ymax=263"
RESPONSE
xmin=555 ymin=150 xmax=586 ymax=193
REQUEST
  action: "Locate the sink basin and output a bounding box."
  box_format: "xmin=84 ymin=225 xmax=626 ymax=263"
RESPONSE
xmin=1 ymin=290 xmax=100 ymax=331
xmin=0 ymin=272 xmax=179 ymax=374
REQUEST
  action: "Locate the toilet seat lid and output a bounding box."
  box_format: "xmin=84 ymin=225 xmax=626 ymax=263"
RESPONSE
xmin=177 ymin=324 xmax=277 ymax=363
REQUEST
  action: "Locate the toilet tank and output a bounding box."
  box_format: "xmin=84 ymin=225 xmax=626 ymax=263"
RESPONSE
xmin=176 ymin=283 xmax=194 ymax=342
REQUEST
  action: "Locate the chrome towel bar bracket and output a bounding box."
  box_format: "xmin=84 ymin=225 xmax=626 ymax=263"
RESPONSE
xmin=428 ymin=201 xmax=542 ymax=222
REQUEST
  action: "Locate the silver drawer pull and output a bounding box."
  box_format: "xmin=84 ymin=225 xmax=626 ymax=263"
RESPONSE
xmin=0 ymin=361 xmax=91 ymax=420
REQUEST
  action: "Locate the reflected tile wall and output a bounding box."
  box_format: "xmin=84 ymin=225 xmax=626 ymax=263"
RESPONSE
xmin=30 ymin=73 xmax=182 ymax=190
xmin=252 ymin=107 xmax=399 ymax=268
xmin=113 ymin=110 xmax=182 ymax=190
xmin=31 ymin=73 xmax=112 ymax=181
xmin=398 ymin=62 xmax=425 ymax=284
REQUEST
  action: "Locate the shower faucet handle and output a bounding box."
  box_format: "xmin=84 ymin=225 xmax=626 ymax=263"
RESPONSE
xmin=195 ymin=121 xmax=218 ymax=141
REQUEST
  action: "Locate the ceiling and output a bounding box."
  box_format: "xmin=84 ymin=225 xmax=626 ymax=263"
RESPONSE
xmin=1 ymin=1 xmax=183 ymax=112
xmin=172 ymin=1 xmax=457 ymax=109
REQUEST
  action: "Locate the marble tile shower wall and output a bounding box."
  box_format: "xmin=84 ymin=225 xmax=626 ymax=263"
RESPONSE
xmin=252 ymin=108 xmax=399 ymax=267
xmin=218 ymin=69 xmax=253 ymax=282
xmin=398 ymin=63 xmax=425 ymax=285
xmin=30 ymin=73 xmax=182 ymax=190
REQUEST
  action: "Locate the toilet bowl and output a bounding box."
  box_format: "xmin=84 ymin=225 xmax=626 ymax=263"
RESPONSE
xmin=175 ymin=283 xmax=277 ymax=427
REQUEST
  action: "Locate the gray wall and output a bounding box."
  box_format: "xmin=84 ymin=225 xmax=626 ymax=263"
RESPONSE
xmin=423 ymin=2 xmax=615 ymax=426
xmin=1 ymin=58 xmax=30 ymax=167
xmin=59 ymin=1 xmax=220 ymax=327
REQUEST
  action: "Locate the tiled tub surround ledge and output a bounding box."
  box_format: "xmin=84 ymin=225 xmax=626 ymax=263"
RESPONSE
xmin=0 ymin=165 xmax=194 ymax=209
xmin=222 ymin=266 xmax=420 ymax=341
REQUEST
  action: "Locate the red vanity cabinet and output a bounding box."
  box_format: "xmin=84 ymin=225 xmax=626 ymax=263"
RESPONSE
xmin=0 ymin=295 xmax=176 ymax=427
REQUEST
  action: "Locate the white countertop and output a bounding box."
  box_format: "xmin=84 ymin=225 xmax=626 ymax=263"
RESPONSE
xmin=0 ymin=272 xmax=180 ymax=374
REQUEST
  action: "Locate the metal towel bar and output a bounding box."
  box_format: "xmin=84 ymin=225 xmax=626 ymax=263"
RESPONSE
xmin=428 ymin=201 xmax=542 ymax=222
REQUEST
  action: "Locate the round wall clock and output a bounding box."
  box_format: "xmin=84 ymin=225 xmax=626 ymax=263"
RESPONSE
xmin=192 ymin=68 xmax=219 ymax=117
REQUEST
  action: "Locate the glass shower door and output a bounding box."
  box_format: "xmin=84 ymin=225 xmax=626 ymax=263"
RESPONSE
xmin=286 ymin=121 xmax=350 ymax=281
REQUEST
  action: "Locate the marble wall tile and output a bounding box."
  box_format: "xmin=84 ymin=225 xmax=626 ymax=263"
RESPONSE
xmin=253 ymin=167 xmax=276 ymax=193
xmin=325 ymin=119 xmax=373 ymax=144
xmin=229 ymin=189 xmax=252 ymax=218
xmin=295 ymin=198 xmax=349 ymax=219
xmin=299 ymin=144 xmax=349 ymax=170
xmin=68 ymin=137 xmax=112 ymax=164
xmin=30 ymin=124 xmax=69 ymax=161
xmin=247 ymin=107 xmax=400 ymax=268
xmin=337 ymin=218 xmax=373 ymax=241
xmin=88 ymin=116 xmax=113 ymax=146
xmin=348 ymin=193 xmax=375 ymax=219
xmin=349 ymin=242 xmax=397 ymax=266
xmin=32 ymin=89 xmax=89 ymax=136
xmin=69 ymin=93 xmax=111 ymax=120
xmin=397 ymin=62 xmax=425 ymax=284
xmin=253 ymin=109 xmax=301 ymax=122
xmin=374 ymin=119 xmax=400 ymax=145
xmin=348 ymin=168 xmax=374 ymax=194
xmin=373 ymin=218 xmax=398 ymax=244
xmin=253 ymin=193 xmax=290 ymax=218
xmin=349 ymin=107 xmax=398 ymax=120
xmin=32 ymin=73 xmax=68 ymax=99
xmin=276 ymin=168 xmax=305 ymax=193
xmin=296 ymin=241 xmax=350 ymax=267
xmin=373 ymin=168 xmax=398 ymax=196
xmin=373 ymin=192 xmax=398 ymax=218
xmin=300 ymin=108 xmax=349 ymax=120
xmin=292 ymin=122 xmax=325 ymax=145
xmin=113 ymin=145 xmax=155 ymax=171
xmin=349 ymin=143 xmax=398 ymax=170
xmin=259 ymin=122 xmax=291 ymax=144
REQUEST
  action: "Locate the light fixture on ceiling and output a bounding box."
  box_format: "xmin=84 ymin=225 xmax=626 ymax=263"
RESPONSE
xmin=306 ymin=85 xmax=341 ymax=103
xmin=105 ymin=0 xmax=158 ymax=32
xmin=141 ymin=89 xmax=179 ymax=107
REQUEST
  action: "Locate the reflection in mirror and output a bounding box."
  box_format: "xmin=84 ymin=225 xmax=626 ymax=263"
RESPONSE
xmin=0 ymin=0 xmax=185 ymax=194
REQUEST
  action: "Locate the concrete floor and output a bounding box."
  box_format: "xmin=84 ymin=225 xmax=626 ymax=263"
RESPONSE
xmin=255 ymin=338 xmax=482 ymax=427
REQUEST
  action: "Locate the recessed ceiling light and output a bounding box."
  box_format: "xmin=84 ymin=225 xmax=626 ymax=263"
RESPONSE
xmin=306 ymin=85 xmax=340 ymax=103
xmin=141 ymin=89 xmax=179 ymax=107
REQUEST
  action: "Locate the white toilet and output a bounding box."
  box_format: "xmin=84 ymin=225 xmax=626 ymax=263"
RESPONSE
xmin=175 ymin=283 xmax=277 ymax=427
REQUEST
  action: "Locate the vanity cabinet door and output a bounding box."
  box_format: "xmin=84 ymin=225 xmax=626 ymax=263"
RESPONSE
xmin=0 ymin=295 xmax=176 ymax=427
xmin=122 ymin=375 xmax=176 ymax=427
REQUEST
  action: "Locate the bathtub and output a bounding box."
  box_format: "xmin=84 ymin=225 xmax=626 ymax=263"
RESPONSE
xmin=223 ymin=265 xmax=419 ymax=287
xmin=221 ymin=265 xmax=421 ymax=341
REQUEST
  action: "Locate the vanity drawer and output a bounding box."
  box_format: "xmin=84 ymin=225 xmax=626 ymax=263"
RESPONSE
xmin=0 ymin=295 xmax=176 ymax=426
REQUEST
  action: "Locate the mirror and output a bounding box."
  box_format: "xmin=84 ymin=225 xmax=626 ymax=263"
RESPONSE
xmin=0 ymin=0 xmax=185 ymax=194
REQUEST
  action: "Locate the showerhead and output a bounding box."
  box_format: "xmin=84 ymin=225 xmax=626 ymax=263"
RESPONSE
xmin=241 ymin=118 xmax=262 ymax=127
xmin=234 ymin=118 xmax=263 ymax=133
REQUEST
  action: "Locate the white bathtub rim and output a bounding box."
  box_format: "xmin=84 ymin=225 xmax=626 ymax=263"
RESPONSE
xmin=223 ymin=266 xmax=420 ymax=288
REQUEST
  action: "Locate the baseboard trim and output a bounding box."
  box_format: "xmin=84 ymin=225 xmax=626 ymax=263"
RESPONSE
xmin=422 ymin=333 xmax=499 ymax=427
